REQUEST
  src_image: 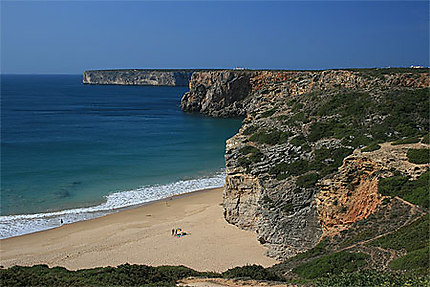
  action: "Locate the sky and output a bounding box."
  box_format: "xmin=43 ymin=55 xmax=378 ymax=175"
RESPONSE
xmin=1 ymin=1 xmax=429 ymax=74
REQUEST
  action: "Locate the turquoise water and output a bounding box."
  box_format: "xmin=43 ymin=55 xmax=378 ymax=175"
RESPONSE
xmin=1 ymin=75 xmax=242 ymax=238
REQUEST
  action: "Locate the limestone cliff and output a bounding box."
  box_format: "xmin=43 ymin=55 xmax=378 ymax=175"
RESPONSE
xmin=83 ymin=69 xmax=195 ymax=86
xmin=181 ymin=71 xmax=256 ymax=117
xmin=181 ymin=68 xmax=429 ymax=260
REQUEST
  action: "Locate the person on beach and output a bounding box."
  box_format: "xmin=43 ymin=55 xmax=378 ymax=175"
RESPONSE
xmin=171 ymin=228 xmax=175 ymax=236
xmin=60 ymin=219 xmax=63 ymax=225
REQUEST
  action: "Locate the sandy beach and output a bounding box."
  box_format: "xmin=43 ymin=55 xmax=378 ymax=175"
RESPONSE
xmin=0 ymin=187 xmax=278 ymax=272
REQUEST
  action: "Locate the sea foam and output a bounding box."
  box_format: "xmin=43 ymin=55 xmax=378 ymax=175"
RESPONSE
xmin=0 ymin=172 xmax=225 ymax=239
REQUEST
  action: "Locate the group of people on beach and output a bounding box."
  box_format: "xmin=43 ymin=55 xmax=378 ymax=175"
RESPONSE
xmin=171 ymin=227 xmax=188 ymax=238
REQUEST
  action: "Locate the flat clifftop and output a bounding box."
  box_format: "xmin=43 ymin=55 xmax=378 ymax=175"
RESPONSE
xmin=82 ymin=69 xmax=196 ymax=86
xmin=180 ymin=67 xmax=429 ymax=267
xmin=82 ymin=69 xmax=256 ymax=86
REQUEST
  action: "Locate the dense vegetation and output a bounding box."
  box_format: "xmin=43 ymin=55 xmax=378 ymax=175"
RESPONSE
xmin=249 ymin=129 xmax=291 ymax=145
xmin=368 ymin=214 xmax=430 ymax=275
xmin=407 ymin=148 xmax=429 ymax=164
xmin=315 ymin=269 xmax=429 ymax=287
xmin=378 ymin=171 xmax=429 ymax=209
xmin=0 ymin=264 xmax=288 ymax=287
xmin=0 ymin=264 xmax=214 ymax=287
xmin=369 ymin=214 xmax=429 ymax=253
xmin=221 ymin=264 xmax=285 ymax=281
xmin=391 ymin=136 xmax=421 ymax=145
xmin=292 ymin=251 xmax=368 ymax=279
xmin=304 ymin=88 xmax=429 ymax=146
xmin=361 ymin=143 xmax=381 ymax=152
xmin=243 ymin=88 xmax=429 ymax=185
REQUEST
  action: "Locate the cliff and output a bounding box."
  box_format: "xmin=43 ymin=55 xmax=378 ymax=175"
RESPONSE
xmin=83 ymin=69 xmax=195 ymax=86
xmin=181 ymin=68 xmax=429 ymax=266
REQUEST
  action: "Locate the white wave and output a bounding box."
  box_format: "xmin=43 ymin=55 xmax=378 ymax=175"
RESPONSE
xmin=0 ymin=172 xmax=226 ymax=239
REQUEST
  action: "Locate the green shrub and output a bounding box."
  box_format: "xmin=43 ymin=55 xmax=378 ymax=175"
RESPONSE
xmin=249 ymin=151 xmax=263 ymax=162
xmin=261 ymin=194 xmax=273 ymax=205
xmin=369 ymin=214 xmax=429 ymax=252
xmin=389 ymin=247 xmax=430 ymax=274
xmin=307 ymin=88 xmax=429 ymax=145
xmin=291 ymin=111 xmax=310 ymax=123
xmin=240 ymin=145 xmax=260 ymax=155
xmin=289 ymin=135 xmax=307 ymax=146
xmin=249 ymin=129 xmax=291 ymax=145
xmin=0 ymin=264 xmax=212 ymax=287
xmin=308 ymin=122 xmax=334 ymax=142
xmin=311 ymin=147 xmax=353 ymax=177
xmin=260 ymin=108 xmax=276 ymax=118
xmin=238 ymin=146 xmax=263 ymax=169
xmin=292 ymin=251 xmax=369 ymax=279
xmin=291 ymin=239 xmax=329 ymax=261
xmin=222 ymin=264 xmax=285 ymax=282
xmin=407 ymin=149 xmax=429 ymax=164
xmin=296 ymin=172 xmax=320 ymax=188
xmin=391 ymin=137 xmax=421 ymax=145
xmin=283 ymin=203 xmax=294 ymax=213
xmin=361 ymin=144 xmax=381 ymax=152
xmin=422 ymin=134 xmax=429 ymax=144
xmin=238 ymin=157 xmax=251 ymax=170
xmin=315 ymin=269 xmax=430 ymax=287
xmin=243 ymin=125 xmax=258 ymax=135
xmin=377 ymin=171 xmax=429 ymax=208
xmin=270 ymin=159 xmax=309 ymax=180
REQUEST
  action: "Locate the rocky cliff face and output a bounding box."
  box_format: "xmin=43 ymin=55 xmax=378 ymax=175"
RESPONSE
xmin=181 ymin=68 xmax=429 ymax=260
xmin=181 ymin=71 xmax=256 ymax=117
xmin=83 ymin=69 xmax=194 ymax=86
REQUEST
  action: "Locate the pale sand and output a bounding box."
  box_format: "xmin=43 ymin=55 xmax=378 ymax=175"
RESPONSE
xmin=0 ymin=187 xmax=278 ymax=272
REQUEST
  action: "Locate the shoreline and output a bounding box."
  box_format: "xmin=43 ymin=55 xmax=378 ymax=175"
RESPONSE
xmin=1 ymin=186 xmax=224 ymax=241
xmin=0 ymin=172 xmax=228 ymax=240
xmin=0 ymin=187 xmax=278 ymax=272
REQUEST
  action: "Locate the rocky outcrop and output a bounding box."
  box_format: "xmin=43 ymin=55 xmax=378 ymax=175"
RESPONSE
xmin=181 ymin=71 xmax=256 ymax=117
xmin=181 ymin=68 xmax=429 ymax=260
xmin=83 ymin=69 xmax=195 ymax=86
xmin=181 ymin=69 xmax=429 ymax=117
xmin=316 ymin=142 xmax=429 ymax=235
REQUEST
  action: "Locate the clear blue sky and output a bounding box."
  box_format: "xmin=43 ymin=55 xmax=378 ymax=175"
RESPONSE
xmin=1 ymin=1 xmax=428 ymax=74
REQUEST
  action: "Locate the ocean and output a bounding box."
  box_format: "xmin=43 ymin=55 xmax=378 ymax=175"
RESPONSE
xmin=0 ymin=75 xmax=242 ymax=238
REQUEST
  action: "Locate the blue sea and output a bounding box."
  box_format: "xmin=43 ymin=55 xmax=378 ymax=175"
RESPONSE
xmin=0 ymin=75 xmax=242 ymax=238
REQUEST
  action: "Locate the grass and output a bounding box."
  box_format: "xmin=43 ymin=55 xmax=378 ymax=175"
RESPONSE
xmin=407 ymin=148 xmax=429 ymax=164
xmin=292 ymin=251 xmax=369 ymax=279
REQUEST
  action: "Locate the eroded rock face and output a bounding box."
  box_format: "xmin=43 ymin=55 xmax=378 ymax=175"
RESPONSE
xmin=316 ymin=142 xmax=430 ymax=234
xmin=181 ymin=71 xmax=256 ymax=117
xmin=180 ymin=68 xmax=429 ymax=260
xmin=83 ymin=70 xmax=193 ymax=86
